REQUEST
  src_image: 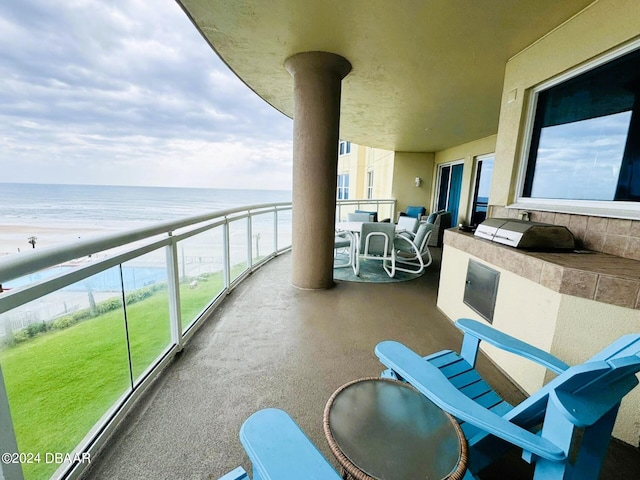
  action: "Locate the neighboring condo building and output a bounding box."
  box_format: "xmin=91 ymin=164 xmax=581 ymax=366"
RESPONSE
xmin=338 ymin=139 xmax=494 ymax=228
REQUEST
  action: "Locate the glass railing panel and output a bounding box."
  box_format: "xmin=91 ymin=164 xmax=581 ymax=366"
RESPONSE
xmin=228 ymin=219 xmax=249 ymax=282
xmin=335 ymin=200 xmax=395 ymax=223
xmin=0 ymin=269 xmax=130 ymax=480
xmin=251 ymin=212 xmax=275 ymax=264
xmin=2 ymin=263 xmax=83 ymax=293
xmin=176 ymin=227 xmax=225 ymax=331
xmin=276 ymin=209 xmax=292 ymax=251
xmin=336 ymin=204 xmax=358 ymax=222
xmin=120 ymin=251 xmax=172 ymax=383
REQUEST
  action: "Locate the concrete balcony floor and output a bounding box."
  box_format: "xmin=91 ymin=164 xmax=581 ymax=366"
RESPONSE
xmin=84 ymin=250 xmax=640 ymax=479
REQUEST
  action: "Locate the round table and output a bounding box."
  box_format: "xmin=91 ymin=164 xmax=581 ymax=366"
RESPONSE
xmin=324 ymin=377 xmax=467 ymax=480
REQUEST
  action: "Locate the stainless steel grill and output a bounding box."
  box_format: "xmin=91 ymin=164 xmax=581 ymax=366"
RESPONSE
xmin=474 ymin=218 xmax=575 ymax=250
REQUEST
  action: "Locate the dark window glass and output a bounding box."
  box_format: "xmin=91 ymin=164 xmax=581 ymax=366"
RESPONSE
xmin=471 ymin=156 xmax=494 ymax=226
xmin=524 ymin=47 xmax=640 ymax=202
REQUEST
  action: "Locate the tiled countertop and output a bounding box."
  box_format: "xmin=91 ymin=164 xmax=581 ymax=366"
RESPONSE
xmin=444 ymin=229 xmax=640 ymax=310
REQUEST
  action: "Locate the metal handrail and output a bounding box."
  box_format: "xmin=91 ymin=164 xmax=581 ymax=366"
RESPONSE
xmin=0 ymin=202 xmax=291 ymax=284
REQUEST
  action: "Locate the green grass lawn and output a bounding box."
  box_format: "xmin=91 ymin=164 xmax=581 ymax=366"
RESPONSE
xmin=0 ymin=268 xmax=230 ymax=480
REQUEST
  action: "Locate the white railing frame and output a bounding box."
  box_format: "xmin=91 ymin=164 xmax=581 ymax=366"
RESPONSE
xmin=335 ymin=198 xmax=396 ymax=222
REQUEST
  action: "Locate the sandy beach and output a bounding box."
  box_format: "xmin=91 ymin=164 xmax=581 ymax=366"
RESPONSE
xmin=0 ymin=224 xmax=111 ymax=257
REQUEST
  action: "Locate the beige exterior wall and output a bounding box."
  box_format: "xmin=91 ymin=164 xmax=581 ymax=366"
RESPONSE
xmin=337 ymin=143 xmax=365 ymax=199
xmin=342 ymin=143 xmax=356 ymax=198
xmin=365 ymin=147 xmax=395 ymax=199
xmin=553 ymin=295 xmax=640 ymax=444
xmin=438 ymin=244 xmax=640 ymax=445
xmin=434 ymin=135 xmax=497 ymax=225
xmin=391 ymin=152 xmax=434 ymax=216
xmin=437 ymin=245 xmax=561 ymax=394
xmin=338 ymin=144 xmax=395 ymax=201
xmin=492 ymin=0 xmax=640 ymax=206
xmin=340 ymin=146 xmax=435 ymax=217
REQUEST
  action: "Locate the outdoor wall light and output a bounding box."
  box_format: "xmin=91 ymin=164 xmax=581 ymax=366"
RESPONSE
xmin=415 ymin=177 xmax=422 ymax=187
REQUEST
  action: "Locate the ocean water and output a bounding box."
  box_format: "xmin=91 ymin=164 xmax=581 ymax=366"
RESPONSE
xmin=0 ymin=183 xmax=292 ymax=257
xmin=0 ymin=183 xmax=292 ymax=229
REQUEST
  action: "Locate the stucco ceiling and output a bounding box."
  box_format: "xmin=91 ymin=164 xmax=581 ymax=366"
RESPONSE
xmin=176 ymin=0 xmax=596 ymax=152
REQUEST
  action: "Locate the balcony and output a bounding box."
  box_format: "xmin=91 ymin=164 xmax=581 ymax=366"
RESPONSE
xmin=1 ymin=202 xmax=639 ymax=479
xmin=83 ymin=250 xmax=640 ymax=479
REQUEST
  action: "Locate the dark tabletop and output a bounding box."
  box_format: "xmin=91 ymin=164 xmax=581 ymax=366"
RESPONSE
xmin=326 ymin=378 xmax=464 ymax=480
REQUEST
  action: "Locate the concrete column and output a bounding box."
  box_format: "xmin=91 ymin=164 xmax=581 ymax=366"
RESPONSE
xmin=285 ymin=52 xmax=351 ymax=289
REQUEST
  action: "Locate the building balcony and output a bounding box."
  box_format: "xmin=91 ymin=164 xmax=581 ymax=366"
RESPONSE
xmin=1 ymin=202 xmax=639 ymax=480
xmin=82 ymin=252 xmax=639 ymax=479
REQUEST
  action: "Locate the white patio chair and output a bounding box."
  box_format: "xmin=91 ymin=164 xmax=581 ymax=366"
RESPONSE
xmin=353 ymin=222 xmax=396 ymax=278
xmin=347 ymin=212 xmax=374 ymax=222
xmin=396 ymin=215 xmax=419 ymax=236
xmin=393 ymin=222 xmax=433 ymax=274
xmin=334 ymin=231 xmax=353 ymax=268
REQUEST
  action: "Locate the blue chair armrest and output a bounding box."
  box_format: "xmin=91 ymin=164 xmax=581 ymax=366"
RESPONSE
xmin=239 ymin=409 xmax=341 ymax=480
xmin=375 ymin=341 xmax=567 ymax=463
xmin=218 ymin=467 xmax=249 ymax=480
xmin=456 ymin=318 xmax=569 ymax=374
xmin=550 ymin=356 xmax=640 ymax=428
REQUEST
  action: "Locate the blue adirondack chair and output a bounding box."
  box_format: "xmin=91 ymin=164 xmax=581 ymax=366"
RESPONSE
xmin=218 ymin=408 xmax=341 ymax=480
xmin=375 ymin=318 xmax=640 ymax=480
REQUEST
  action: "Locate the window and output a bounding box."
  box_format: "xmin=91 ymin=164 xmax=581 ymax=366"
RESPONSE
xmin=522 ymin=46 xmax=640 ymax=205
xmin=470 ymin=154 xmax=494 ymax=226
xmin=339 ymin=140 xmax=351 ymax=156
xmin=366 ymin=170 xmax=374 ymax=199
xmin=337 ymin=174 xmax=349 ymax=200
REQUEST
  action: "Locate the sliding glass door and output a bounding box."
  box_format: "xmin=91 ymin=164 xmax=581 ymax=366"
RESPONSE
xmin=436 ymin=161 xmax=464 ymax=225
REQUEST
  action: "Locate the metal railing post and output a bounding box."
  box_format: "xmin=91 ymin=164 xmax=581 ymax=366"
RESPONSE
xmin=223 ymin=221 xmax=231 ymax=289
xmin=0 ymin=365 xmax=24 ymax=480
xmin=166 ymin=233 xmax=183 ymax=350
xmin=273 ymin=208 xmax=279 ymax=252
xmin=247 ymin=214 xmax=253 ymax=269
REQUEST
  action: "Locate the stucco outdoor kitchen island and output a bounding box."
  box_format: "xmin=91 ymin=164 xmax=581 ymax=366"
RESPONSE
xmin=437 ymin=228 xmax=640 ymax=446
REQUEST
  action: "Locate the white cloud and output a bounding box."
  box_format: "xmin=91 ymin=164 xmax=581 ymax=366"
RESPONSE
xmin=0 ymin=0 xmax=293 ymax=190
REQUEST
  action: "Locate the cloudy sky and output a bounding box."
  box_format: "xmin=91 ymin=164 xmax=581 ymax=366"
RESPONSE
xmin=0 ymin=0 xmax=293 ymax=190
xmin=532 ymin=111 xmax=631 ymax=200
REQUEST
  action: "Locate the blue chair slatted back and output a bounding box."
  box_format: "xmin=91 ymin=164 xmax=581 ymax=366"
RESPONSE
xmin=503 ymin=335 xmax=640 ymax=430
